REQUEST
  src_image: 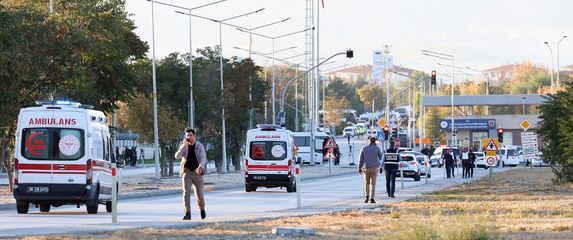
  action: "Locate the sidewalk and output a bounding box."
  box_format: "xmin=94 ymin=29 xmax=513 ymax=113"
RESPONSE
xmin=0 ymin=162 xmax=357 ymax=211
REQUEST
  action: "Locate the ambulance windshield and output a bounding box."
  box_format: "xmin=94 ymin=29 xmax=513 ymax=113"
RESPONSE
xmin=250 ymin=141 xmax=287 ymax=160
xmin=22 ymin=128 xmax=84 ymax=160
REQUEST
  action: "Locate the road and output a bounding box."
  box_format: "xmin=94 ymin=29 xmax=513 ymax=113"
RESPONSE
xmin=0 ymin=135 xmax=509 ymax=237
xmin=0 ymin=167 xmax=505 ymax=237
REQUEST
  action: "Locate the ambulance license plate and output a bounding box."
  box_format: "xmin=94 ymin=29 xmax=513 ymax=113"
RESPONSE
xmin=27 ymin=186 xmax=49 ymax=193
xmin=253 ymin=176 xmax=266 ymax=180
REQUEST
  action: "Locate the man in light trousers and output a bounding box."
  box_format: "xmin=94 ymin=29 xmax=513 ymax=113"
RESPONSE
xmin=175 ymin=128 xmax=207 ymax=220
xmin=359 ymin=137 xmax=383 ymax=203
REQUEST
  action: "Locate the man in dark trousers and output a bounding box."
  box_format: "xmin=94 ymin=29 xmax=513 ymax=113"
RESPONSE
xmin=359 ymin=137 xmax=383 ymax=203
xmin=383 ymin=141 xmax=399 ymax=198
xmin=468 ymin=149 xmax=476 ymax=178
xmin=444 ymin=148 xmax=456 ymax=178
xmin=175 ymin=128 xmax=207 ymax=220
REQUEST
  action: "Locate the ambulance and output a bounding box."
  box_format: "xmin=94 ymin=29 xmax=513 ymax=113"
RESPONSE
xmin=244 ymin=124 xmax=298 ymax=192
xmin=13 ymin=100 xmax=118 ymax=214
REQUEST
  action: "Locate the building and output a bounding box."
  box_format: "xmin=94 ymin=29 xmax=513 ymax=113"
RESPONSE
xmin=482 ymin=64 xmax=517 ymax=81
xmin=325 ymin=64 xmax=418 ymax=84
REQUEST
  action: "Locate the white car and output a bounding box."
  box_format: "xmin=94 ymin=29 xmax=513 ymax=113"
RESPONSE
xmin=498 ymin=147 xmax=520 ymax=167
xmin=402 ymin=151 xmax=431 ymax=177
xmin=343 ymin=126 xmax=355 ymax=137
xmin=473 ymin=151 xmax=488 ymax=169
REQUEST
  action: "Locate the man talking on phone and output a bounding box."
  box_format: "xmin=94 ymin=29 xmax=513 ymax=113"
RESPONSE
xmin=175 ymin=128 xmax=207 ymax=220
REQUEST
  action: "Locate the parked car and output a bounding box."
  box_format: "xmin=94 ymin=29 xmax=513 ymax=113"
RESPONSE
xmin=473 ymin=151 xmax=488 ymax=169
xmin=429 ymin=146 xmax=460 ymax=167
xmin=397 ymin=152 xmax=422 ymax=181
xmin=402 ymin=151 xmax=431 ymax=177
xmin=498 ymin=147 xmax=520 ymax=167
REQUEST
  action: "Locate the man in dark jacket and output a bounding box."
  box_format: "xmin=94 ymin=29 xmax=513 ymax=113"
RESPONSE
xmin=383 ymin=142 xmax=399 ymax=198
xmin=444 ymin=149 xmax=456 ymax=178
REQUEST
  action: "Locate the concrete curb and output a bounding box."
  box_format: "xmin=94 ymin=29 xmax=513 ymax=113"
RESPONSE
xmin=0 ymin=171 xmax=355 ymax=211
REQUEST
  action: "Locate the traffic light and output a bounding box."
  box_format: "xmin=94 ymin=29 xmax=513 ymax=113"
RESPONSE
xmin=346 ymin=49 xmax=354 ymax=58
xmin=497 ymin=127 xmax=504 ymax=143
xmin=383 ymin=125 xmax=390 ymax=140
xmin=431 ymin=70 xmax=437 ymax=85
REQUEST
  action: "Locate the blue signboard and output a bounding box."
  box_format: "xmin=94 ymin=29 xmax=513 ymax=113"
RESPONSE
xmin=439 ymin=119 xmax=495 ymax=130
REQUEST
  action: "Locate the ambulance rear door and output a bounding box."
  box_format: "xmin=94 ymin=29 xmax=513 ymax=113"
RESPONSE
xmin=18 ymin=109 xmax=88 ymax=187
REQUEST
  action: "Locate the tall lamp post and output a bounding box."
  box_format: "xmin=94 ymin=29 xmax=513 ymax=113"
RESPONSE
xmin=178 ymin=8 xmax=265 ymax=173
xmin=422 ymin=50 xmax=455 ymax=147
xmin=557 ymin=36 xmax=567 ymax=91
xmin=245 ymin=28 xmax=312 ymax=124
xmin=154 ymin=0 xmax=228 ymax=130
xmin=544 ymin=42 xmax=555 ymax=94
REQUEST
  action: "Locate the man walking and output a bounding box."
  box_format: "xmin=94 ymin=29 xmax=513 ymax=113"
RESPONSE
xmin=175 ymin=128 xmax=207 ymax=220
xmin=359 ymin=137 xmax=383 ymax=203
xmin=383 ymin=141 xmax=399 ymax=198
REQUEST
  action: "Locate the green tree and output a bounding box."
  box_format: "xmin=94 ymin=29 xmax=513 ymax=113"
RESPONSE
xmin=0 ymin=0 xmax=147 ymax=182
xmin=537 ymin=82 xmax=573 ymax=183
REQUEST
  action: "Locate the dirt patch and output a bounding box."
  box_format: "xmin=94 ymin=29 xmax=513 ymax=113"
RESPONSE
xmin=14 ymin=168 xmax=573 ymax=240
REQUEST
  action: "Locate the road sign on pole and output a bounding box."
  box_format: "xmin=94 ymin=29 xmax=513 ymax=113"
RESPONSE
xmin=520 ymin=119 xmax=531 ymax=131
xmin=377 ymin=118 xmax=387 ymax=128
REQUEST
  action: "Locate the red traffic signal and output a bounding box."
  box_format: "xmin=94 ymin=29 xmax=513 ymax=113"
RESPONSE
xmin=497 ymin=127 xmax=504 ymax=134
xmin=431 ymin=70 xmax=437 ymax=85
xmin=383 ymin=126 xmax=390 ymax=132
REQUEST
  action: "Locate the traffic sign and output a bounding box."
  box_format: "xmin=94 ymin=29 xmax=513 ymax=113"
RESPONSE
xmin=484 ymin=139 xmax=499 ymax=151
xmin=521 ymin=132 xmax=538 ymax=160
xmin=520 ymin=119 xmax=531 ymax=131
xmin=485 ymin=157 xmax=497 ymax=166
xmin=377 ymin=118 xmax=387 ymax=128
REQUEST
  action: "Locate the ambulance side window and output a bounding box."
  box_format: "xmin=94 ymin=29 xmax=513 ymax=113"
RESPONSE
xmin=92 ymin=130 xmax=104 ymax=160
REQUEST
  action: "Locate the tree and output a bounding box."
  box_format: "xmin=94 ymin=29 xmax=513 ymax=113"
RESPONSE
xmin=537 ymin=82 xmax=573 ymax=183
xmin=0 ymin=0 xmax=147 ymax=183
xmin=323 ymin=96 xmax=351 ymax=128
xmin=356 ymin=84 xmax=384 ymax=111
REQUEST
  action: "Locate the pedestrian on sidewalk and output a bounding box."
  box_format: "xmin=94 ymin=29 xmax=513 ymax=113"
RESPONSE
xmin=383 ymin=141 xmax=399 ymax=198
xmin=175 ymin=128 xmax=207 ymax=220
xmin=358 ymin=137 xmax=383 ymax=203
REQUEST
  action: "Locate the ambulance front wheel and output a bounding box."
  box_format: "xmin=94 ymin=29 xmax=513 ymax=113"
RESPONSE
xmin=16 ymin=200 xmax=29 ymax=214
xmin=245 ymin=183 xmax=257 ymax=192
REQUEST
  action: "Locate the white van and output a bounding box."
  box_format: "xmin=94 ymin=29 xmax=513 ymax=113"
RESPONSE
xmin=292 ymin=131 xmax=329 ymax=164
xmin=13 ymin=100 xmax=118 ymax=214
xmin=498 ymin=147 xmax=520 ymax=167
xmin=244 ymin=124 xmax=298 ymax=192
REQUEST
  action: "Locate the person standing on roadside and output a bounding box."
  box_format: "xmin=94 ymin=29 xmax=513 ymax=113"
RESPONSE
xmin=175 ymin=128 xmax=207 ymax=220
xmin=468 ymin=149 xmax=476 ymax=178
xmin=460 ymin=147 xmax=470 ymax=178
xmin=359 ymin=137 xmax=383 ymax=203
xmin=383 ymin=141 xmax=399 ymax=198
xmin=444 ymin=149 xmax=455 ymax=178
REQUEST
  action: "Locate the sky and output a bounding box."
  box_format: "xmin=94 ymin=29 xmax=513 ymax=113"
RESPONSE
xmin=124 ymin=0 xmax=573 ymax=75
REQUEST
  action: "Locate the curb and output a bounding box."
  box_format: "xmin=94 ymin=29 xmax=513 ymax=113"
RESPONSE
xmin=0 ymin=171 xmax=355 ymax=211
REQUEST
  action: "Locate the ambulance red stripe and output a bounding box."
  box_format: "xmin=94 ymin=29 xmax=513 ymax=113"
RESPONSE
xmin=247 ymin=165 xmax=289 ymax=171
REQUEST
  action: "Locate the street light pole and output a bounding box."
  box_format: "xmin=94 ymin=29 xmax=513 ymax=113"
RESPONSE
xmin=422 ymin=50 xmax=455 ymax=147
xmin=557 ymin=36 xmax=567 ymax=91
xmin=544 ymin=42 xmax=555 ymax=94
xmin=150 ymin=0 xmax=160 ymax=180
xmin=153 ymin=0 xmax=229 ymax=131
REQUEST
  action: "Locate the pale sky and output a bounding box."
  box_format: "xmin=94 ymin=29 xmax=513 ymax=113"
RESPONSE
xmin=125 ymin=0 xmax=572 ymax=74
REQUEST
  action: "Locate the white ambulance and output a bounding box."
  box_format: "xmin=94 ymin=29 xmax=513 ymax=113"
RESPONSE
xmin=13 ymin=100 xmax=118 ymax=214
xmin=244 ymin=124 xmax=298 ymax=192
